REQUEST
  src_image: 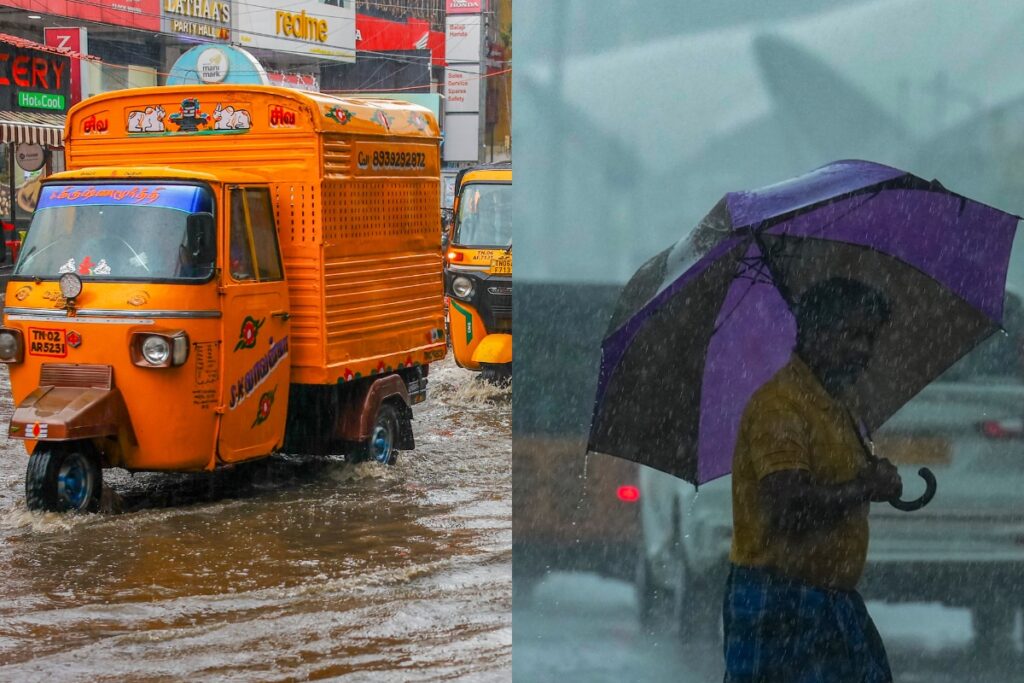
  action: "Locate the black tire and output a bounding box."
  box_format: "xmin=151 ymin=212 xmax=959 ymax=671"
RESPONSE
xmin=353 ymin=402 xmax=401 ymax=465
xmin=25 ymin=444 xmax=102 ymax=513
xmin=479 ymin=363 xmax=512 ymax=386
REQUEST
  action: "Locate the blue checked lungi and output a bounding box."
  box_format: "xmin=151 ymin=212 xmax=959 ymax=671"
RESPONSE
xmin=723 ymin=564 xmax=892 ymax=683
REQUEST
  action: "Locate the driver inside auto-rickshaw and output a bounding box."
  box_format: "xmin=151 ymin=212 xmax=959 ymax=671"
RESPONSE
xmin=460 ymin=188 xmax=511 ymax=247
xmin=57 ymin=207 xmax=149 ymax=277
xmin=478 ymin=188 xmax=511 ymax=247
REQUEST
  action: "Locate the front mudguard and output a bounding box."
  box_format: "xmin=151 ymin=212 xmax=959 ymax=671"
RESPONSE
xmin=8 ymin=370 xmax=137 ymax=466
xmin=470 ymin=333 xmax=512 ymax=365
xmin=8 ymin=384 xmax=136 ymax=462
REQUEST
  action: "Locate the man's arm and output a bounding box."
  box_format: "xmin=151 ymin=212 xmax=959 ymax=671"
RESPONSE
xmin=760 ymin=459 xmax=902 ymax=535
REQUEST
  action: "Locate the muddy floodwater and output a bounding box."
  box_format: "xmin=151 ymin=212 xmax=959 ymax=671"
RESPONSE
xmin=0 ymin=359 xmax=510 ymax=681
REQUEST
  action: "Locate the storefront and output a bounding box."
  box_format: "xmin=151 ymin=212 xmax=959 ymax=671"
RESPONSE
xmin=0 ymin=33 xmax=74 ymax=257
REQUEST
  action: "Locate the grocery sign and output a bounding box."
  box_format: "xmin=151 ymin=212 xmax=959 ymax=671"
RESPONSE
xmin=1 ymin=0 xmax=160 ymax=31
xmin=0 ymin=44 xmax=72 ymax=114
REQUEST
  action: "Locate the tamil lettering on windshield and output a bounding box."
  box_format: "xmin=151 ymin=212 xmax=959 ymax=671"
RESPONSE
xmin=15 ymin=183 xmax=215 ymax=281
xmin=455 ymin=183 xmax=511 ymax=248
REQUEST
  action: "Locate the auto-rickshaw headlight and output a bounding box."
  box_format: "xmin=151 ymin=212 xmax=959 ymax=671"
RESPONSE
xmin=452 ymin=276 xmax=474 ymax=300
xmin=0 ymin=328 xmax=24 ymax=363
xmin=131 ymin=331 xmax=189 ymax=368
xmin=142 ymin=336 xmax=170 ymax=365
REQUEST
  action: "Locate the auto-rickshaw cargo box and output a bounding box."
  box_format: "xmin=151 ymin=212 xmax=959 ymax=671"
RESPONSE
xmin=1 ymin=85 xmax=447 ymax=512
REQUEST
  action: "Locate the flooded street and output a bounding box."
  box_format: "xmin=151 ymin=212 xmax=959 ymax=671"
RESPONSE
xmin=514 ymin=573 xmax=1024 ymax=683
xmin=0 ymin=359 xmax=511 ymax=681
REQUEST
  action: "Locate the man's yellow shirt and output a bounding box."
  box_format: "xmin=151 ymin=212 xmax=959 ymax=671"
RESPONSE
xmin=730 ymin=355 xmax=870 ymax=591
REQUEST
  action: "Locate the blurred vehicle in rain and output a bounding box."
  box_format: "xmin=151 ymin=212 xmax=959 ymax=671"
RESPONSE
xmin=636 ymin=288 xmax=1024 ymax=647
xmin=514 ymin=283 xmax=642 ymax=590
xmin=514 ymin=438 xmax=641 ymax=591
xmin=444 ymin=162 xmax=512 ymax=383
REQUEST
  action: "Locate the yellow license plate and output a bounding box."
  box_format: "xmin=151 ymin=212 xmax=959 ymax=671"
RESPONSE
xmin=27 ymin=327 xmax=67 ymax=358
xmin=490 ymin=254 xmax=512 ymax=275
xmin=874 ymin=436 xmax=951 ymax=465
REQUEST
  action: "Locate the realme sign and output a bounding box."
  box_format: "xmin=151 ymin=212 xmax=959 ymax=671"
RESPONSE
xmin=235 ymin=0 xmax=354 ymax=63
xmin=276 ymin=10 xmax=328 ymax=43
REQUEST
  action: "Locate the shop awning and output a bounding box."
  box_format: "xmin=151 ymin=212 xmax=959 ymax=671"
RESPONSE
xmin=0 ymin=111 xmax=64 ymax=147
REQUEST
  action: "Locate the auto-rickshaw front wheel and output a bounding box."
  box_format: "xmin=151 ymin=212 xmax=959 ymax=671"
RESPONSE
xmin=25 ymin=444 xmax=102 ymax=513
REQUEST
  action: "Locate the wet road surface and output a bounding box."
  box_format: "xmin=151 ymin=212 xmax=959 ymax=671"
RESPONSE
xmin=0 ymin=359 xmax=511 ymax=681
xmin=513 ymin=572 xmax=1024 ymax=683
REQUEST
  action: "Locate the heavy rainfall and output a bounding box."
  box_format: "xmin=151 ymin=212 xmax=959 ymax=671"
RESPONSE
xmin=0 ymin=360 xmax=511 ymax=680
xmin=0 ymin=1 xmax=514 ymax=679
xmin=515 ymin=1 xmax=1024 ymax=681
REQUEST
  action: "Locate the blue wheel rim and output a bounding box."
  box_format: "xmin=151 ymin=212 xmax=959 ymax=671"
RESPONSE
xmin=57 ymin=454 xmax=93 ymax=510
xmin=370 ymin=424 xmax=393 ymax=463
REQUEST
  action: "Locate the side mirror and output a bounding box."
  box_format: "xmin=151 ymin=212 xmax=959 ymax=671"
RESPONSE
xmin=185 ymin=212 xmax=215 ymax=265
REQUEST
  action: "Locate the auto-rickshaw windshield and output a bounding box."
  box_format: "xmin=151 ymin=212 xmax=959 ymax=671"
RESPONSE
xmin=454 ymin=183 xmax=511 ymax=248
xmin=14 ymin=183 xmax=216 ymax=281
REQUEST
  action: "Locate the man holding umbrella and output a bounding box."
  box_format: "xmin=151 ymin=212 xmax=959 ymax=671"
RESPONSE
xmin=589 ymin=160 xmax=1020 ymax=683
xmin=725 ymin=277 xmax=902 ymax=683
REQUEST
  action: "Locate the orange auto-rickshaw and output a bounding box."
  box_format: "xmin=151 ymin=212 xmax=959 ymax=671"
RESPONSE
xmin=0 ymin=85 xmax=447 ymax=512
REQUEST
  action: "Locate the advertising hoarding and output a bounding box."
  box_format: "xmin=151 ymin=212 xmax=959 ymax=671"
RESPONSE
xmin=1 ymin=0 xmax=160 ymax=31
xmin=445 ymin=64 xmax=480 ymax=113
xmin=355 ymin=14 xmax=445 ymax=66
xmin=0 ymin=43 xmax=72 ymax=114
xmin=162 ymin=0 xmax=230 ymax=40
xmin=166 ymin=44 xmax=269 ymax=85
xmin=445 ymin=14 xmax=482 ymax=63
xmin=446 ymin=0 xmax=484 ymax=15
xmin=443 ymin=112 xmax=479 ymax=162
xmin=267 ymin=71 xmax=319 ymax=92
xmin=235 ymin=0 xmax=355 ymax=63
xmin=43 ymin=27 xmax=87 ymax=106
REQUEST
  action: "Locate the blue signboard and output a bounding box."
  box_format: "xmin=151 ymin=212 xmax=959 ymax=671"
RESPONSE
xmin=166 ymin=45 xmax=269 ymax=86
xmin=38 ymin=184 xmax=209 ymax=212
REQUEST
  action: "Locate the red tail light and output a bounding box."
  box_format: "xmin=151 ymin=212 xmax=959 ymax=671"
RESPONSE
xmin=979 ymin=418 xmax=1024 ymax=439
xmin=616 ymin=485 xmax=640 ymax=502
xmin=447 ymin=250 xmax=464 ymax=262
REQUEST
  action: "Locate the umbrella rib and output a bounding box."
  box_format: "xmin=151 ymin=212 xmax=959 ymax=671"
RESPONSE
xmin=714 ymin=247 xmax=777 ymax=335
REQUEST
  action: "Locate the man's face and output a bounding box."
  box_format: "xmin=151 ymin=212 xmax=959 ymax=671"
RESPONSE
xmin=806 ymin=305 xmax=885 ymax=390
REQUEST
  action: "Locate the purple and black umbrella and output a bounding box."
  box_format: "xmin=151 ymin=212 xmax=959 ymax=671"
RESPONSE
xmin=589 ymin=160 xmax=1020 ymax=510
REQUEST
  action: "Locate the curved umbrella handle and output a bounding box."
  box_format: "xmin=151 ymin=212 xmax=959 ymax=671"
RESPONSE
xmin=888 ymin=467 xmax=937 ymax=512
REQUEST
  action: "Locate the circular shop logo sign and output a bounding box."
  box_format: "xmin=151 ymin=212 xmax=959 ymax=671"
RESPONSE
xmin=196 ymin=48 xmax=229 ymax=84
xmin=16 ymin=143 xmax=45 ymax=172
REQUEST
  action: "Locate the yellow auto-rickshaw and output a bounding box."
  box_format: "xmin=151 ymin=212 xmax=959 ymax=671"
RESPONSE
xmin=444 ymin=162 xmax=511 ymax=383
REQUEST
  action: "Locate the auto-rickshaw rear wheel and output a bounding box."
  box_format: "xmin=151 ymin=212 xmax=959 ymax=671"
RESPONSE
xmin=25 ymin=443 xmax=102 ymax=513
xmin=353 ymin=402 xmax=401 ymax=466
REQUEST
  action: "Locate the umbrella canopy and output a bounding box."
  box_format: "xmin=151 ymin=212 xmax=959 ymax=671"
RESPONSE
xmin=589 ymin=160 xmax=1020 ymax=485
